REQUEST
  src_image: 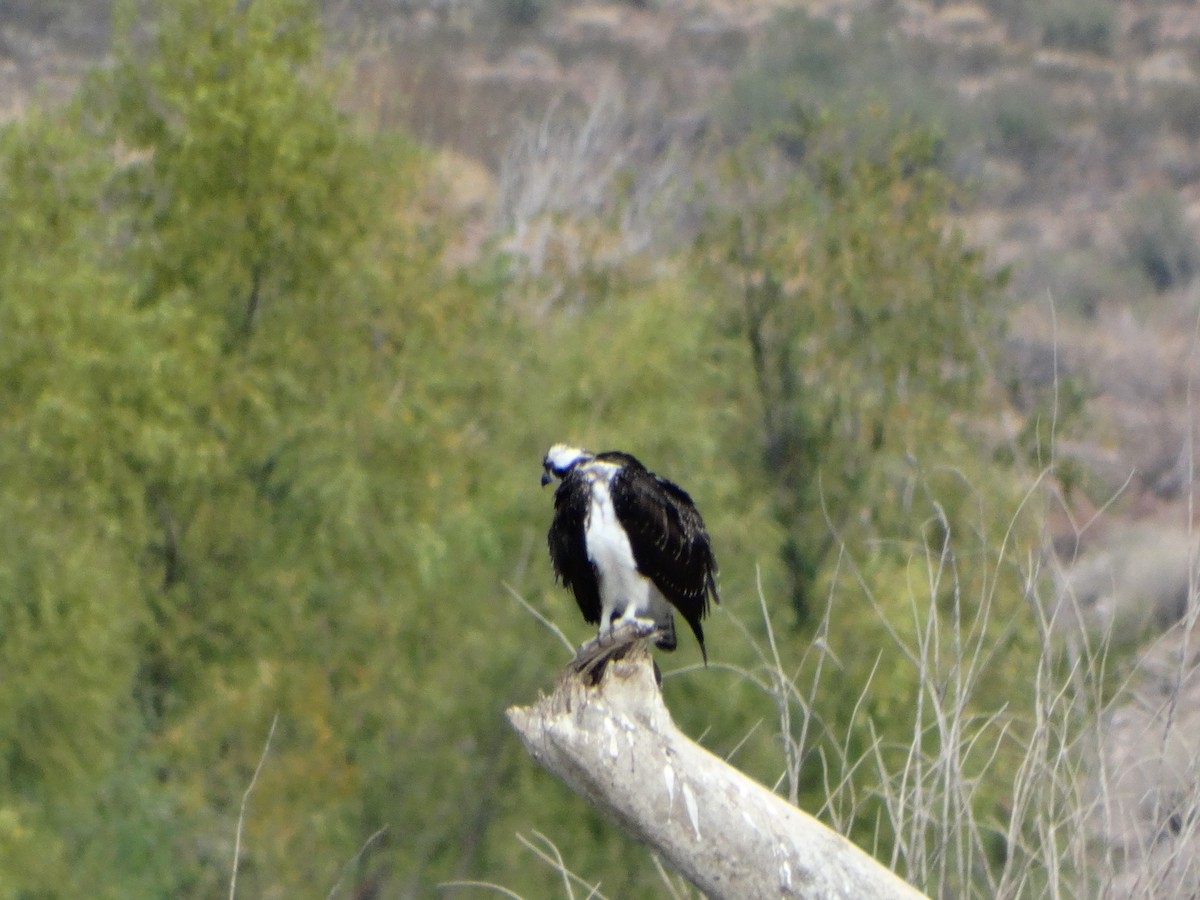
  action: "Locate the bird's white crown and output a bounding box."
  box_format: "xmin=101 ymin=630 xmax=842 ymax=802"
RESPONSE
xmin=544 ymin=443 xmax=593 ymax=476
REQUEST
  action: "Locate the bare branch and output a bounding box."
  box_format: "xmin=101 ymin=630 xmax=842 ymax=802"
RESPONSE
xmin=229 ymin=712 xmax=279 ymax=900
xmin=505 ymin=581 xmax=577 ymax=656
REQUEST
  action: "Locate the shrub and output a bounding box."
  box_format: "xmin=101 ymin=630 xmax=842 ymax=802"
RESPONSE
xmin=1157 ymin=82 xmax=1200 ymax=141
xmin=497 ymin=0 xmax=547 ymax=28
xmin=718 ymin=5 xmax=974 ymax=168
xmin=1121 ymin=188 xmax=1200 ymax=292
xmin=1037 ymin=0 xmax=1117 ymax=56
xmin=983 ymin=80 xmax=1063 ymax=172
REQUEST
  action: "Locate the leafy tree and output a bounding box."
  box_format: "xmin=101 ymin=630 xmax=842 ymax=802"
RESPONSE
xmin=0 ymin=102 xmax=157 ymax=897
xmin=694 ymin=119 xmax=1041 ymax=881
xmin=0 ymin=0 xmax=534 ymax=893
xmin=699 ymin=122 xmax=1005 ymax=624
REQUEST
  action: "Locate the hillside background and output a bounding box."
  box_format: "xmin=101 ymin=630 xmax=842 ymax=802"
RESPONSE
xmin=3 ymin=0 xmax=1200 ymax=897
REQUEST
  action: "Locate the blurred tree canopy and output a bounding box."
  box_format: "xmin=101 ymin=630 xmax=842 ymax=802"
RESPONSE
xmin=0 ymin=0 xmax=1046 ymax=896
xmin=697 ymin=123 xmax=1006 ymax=625
xmin=692 ymin=119 xmax=1039 ymax=878
xmin=0 ymin=0 xmax=546 ymax=893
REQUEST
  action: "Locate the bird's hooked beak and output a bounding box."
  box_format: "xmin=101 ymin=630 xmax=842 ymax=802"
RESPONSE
xmin=541 ymin=469 xmax=554 ymax=487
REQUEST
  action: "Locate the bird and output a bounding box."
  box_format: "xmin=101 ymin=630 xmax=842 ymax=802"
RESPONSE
xmin=541 ymin=443 xmax=720 ymax=666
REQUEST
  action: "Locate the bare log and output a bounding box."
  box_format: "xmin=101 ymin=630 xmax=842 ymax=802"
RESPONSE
xmin=507 ymin=644 xmax=929 ymax=899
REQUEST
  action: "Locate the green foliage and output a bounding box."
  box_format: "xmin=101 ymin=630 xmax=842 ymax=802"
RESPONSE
xmin=0 ymin=0 xmax=1054 ymax=896
xmin=0 ymin=0 xmax=780 ymax=892
xmin=0 ymin=0 xmax=548 ymax=894
xmin=108 ymin=0 xmax=372 ymax=330
xmin=693 ymin=118 xmax=1043 ymax=879
xmin=697 ymin=121 xmax=1004 ymax=622
xmin=0 ymin=101 xmax=160 ymax=896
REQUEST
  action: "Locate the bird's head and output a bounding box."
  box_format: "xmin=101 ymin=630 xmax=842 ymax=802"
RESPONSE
xmin=541 ymin=444 xmax=593 ymax=486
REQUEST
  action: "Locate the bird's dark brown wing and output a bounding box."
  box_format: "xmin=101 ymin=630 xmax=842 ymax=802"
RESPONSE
xmin=609 ymin=465 xmax=719 ymax=659
xmin=548 ymin=472 xmax=601 ymax=625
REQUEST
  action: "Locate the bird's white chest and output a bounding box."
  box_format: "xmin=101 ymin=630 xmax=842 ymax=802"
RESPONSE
xmin=580 ymin=471 xmax=657 ymax=619
xmin=568 ymin=462 xmax=674 ymax=632
xmin=584 ymin=475 xmax=638 ymax=580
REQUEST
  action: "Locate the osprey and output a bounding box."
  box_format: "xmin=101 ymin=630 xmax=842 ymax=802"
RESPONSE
xmin=541 ymin=444 xmax=720 ymax=664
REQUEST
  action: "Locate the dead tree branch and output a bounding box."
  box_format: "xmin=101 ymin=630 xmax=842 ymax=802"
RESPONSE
xmin=507 ymin=645 xmax=929 ymax=900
